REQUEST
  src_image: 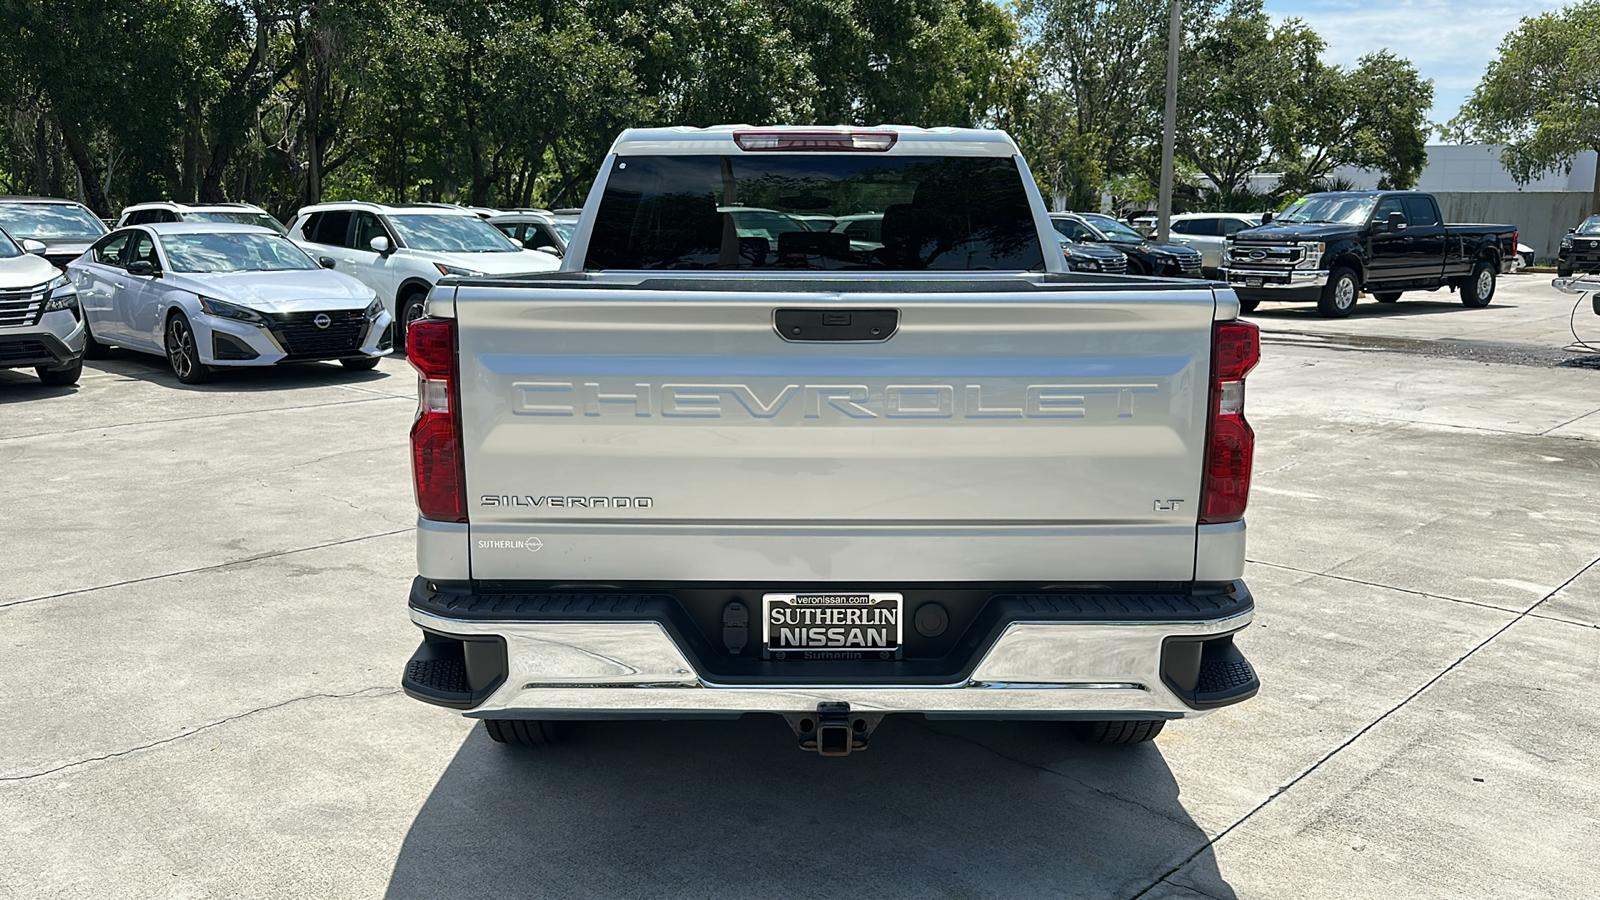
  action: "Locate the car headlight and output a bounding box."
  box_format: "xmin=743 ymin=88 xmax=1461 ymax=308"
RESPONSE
xmin=41 ymin=273 xmax=78 ymax=311
xmin=364 ymin=296 xmax=383 ymax=319
xmin=198 ymin=295 xmax=269 ymax=326
xmin=433 ymin=263 xmax=484 ymax=277
xmin=1296 ymin=242 xmax=1326 ymax=269
xmin=1562 ymin=236 xmax=1574 ymax=248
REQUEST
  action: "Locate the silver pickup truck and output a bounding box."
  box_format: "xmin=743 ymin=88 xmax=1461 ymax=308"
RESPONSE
xmin=400 ymin=126 xmax=1262 ymax=755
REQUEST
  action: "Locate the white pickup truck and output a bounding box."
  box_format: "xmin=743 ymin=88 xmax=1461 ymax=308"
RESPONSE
xmin=400 ymin=126 xmax=1261 ymax=755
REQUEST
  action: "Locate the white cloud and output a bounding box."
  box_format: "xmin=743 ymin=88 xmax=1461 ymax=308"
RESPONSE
xmin=1263 ymin=0 xmax=1570 ymax=124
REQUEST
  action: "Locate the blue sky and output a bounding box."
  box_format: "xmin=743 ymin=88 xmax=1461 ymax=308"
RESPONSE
xmin=1262 ymin=0 xmax=1570 ymax=130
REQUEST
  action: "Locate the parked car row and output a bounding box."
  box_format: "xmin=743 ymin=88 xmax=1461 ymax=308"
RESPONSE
xmin=0 ymin=196 xmax=562 ymax=387
xmin=1051 ymin=213 xmax=1204 ymax=277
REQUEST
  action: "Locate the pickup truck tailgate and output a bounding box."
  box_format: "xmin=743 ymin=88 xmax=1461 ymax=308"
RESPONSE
xmin=455 ymin=280 xmax=1218 ymax=583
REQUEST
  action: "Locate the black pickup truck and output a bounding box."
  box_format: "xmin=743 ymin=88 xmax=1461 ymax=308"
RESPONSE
xmin=1221 ymin=191 xmax=1519 ymax=318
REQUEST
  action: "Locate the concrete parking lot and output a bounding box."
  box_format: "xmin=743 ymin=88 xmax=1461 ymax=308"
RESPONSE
xmin=1 ymin=272 xmax=1596 ymax=899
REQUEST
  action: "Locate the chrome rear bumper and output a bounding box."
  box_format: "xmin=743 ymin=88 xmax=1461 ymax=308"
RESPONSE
xmin=406 ymin=602 xmax=1257 ymax=720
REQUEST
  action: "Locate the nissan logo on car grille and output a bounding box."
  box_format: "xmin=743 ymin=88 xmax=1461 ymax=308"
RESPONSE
xmin=314 ymin=313 xmax=332 ymax=329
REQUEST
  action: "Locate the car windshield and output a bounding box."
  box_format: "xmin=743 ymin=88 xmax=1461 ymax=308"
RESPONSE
xmin=186 ymin=211 xmax=287 ymax=235
xmin=159 ymin=232 xmax=318 ymax=273
xmin=1081 ymin=215 xmax=1144 ymax=241
xmin=584 ymin=154 xmax=1043 ymax=271
xmin=1276 ymin=195 xmax=1377 ymax=225
xmin=387 ymin=213 xmax=520 ymax=252
xmin=552 ymin=222 xmax=576 ymax=242
xmin=0 ymin=202 xmax=106 ymax=241
xmin=0 ymin=228 xmax=20 ymax=258
xmin=1575 ymin=217 xmax=1600 ymax=235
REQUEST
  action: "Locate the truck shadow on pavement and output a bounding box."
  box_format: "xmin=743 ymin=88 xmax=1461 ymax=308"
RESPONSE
xmin=0 ymin=369 xmax=78 ymax=401
xmin=384 ymin=716 xmax=1235 ymax=899
xmin=1248 ymin=298 xmax=1507 ymax=320
xmin=85 ymin=350 xmax=394 ymax=392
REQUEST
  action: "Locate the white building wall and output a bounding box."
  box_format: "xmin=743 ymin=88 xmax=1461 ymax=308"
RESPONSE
xmin=1325 ymin=145 xmax=1597 ymax=193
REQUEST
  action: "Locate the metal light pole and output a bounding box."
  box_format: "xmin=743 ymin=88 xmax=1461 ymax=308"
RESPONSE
xmin=1156 ymin=0 xmax=1181 ymax=244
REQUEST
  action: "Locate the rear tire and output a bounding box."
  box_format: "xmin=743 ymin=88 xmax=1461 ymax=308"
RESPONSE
xmin=1373 ymin=292 xmax=1402 ymax=303
xmin=396 ymin=291 xmax=429 ymax=349
xmin=82 ymin=320 xmax=111 ymax=360
xmin=1239 ymin=297 xmax=1260 ymax=314
xmin=1461 ymin=260 xmax=1496 ymax=308
xmin=1070 ymin=719 xmax=1166 ymax=744
xmin=483 ymin=719 xmax=567 ymax=746
xmin=36 ymin=360 xmax=82 ymax=386
xmin=1317 ymin=266 xmax=1359 ymax=318
xmin=340 ymin=356 xmax=381 ymax=371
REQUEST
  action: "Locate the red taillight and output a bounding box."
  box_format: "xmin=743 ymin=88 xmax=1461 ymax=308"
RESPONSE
xmin=733 ymin=131 xmax=897 ymax=152
xmin=407 ymin=317 xmax=466 ymax=522
xmin=1201 ymin=320 xmax=1260 ymax=524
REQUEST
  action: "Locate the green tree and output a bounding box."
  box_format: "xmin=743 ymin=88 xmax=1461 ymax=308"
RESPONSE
xmin=1453 ymin=1 xmax=1600 ymax=206
xmin=1019 ymin=0 xmax=1173 ymax=210
xmin=1278 ymin=51 xmax=1433 ymax=191
xmin=1176 ymin=1 xmax=1321 ymax=204
xmin=0 ymin=0 xmax=212 ymax=215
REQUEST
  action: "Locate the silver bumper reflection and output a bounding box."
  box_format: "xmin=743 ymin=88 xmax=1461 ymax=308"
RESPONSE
xmin=410 ymin=607 xmax=1253 ymax=719
xmin=1222 ymin=266 xmax=1329 ymax=289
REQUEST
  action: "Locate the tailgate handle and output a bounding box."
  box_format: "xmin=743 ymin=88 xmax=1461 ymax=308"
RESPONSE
xmin=775 ymin=308 xmax=898 ymax=342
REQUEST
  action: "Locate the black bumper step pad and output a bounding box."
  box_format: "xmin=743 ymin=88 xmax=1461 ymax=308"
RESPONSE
xmin=400 ymin=631 xmax=507 ymax=710
xmin=405 ymin=656 xmax=469 ymax=695
xmin=1161 ymin=632 xmax=1260 ymax=710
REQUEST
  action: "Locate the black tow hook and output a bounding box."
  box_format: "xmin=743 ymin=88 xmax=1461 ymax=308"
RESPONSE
xmin=784 ymin=703 xmax=883 ymax=757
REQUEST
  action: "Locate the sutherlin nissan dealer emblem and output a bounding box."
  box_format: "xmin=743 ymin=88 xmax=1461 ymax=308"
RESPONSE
xmin=314 ymin=313 xmax=332 ymax=329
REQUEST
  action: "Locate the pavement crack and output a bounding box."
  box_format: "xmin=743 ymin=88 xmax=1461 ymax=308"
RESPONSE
xmin=0 ymin=394 xmax=409 ymax=443
xmin=0 ymin=528 xmax=412 ymax=611
xmin=1528 ymin=612 xmax=1599 ymax=630
xmin=1245 ymin=558 xmax=1518 ymax=614
xmin=1126 ymin=552 xmax=1600 ymax=899
xmin=1538 ymin=407 xmax=1600 ymax=436
xmin=0 ymin=687 xmax=400 ymax=783
xmin=912 ymin=721 xmax=1197 ymax=831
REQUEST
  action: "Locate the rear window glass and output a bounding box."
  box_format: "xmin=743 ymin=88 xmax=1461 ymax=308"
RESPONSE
xmin=0 ymin=202 xmax=106 ymax=241
xmin=186 ymin=211 xmax=288 ymax=235
xmin=1402 ymin=197 xmax=1438 ymax=227
xmin=584 ymin=154 xmax=1044 ymax=271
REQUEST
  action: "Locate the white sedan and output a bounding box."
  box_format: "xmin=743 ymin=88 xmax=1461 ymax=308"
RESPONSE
xmin=67 ymin=223 xmax=393 ymax=384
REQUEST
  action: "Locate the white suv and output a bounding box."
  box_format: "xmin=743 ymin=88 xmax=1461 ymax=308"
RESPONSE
xmin=287 ymin=202 xmax=560 ymax=336
xmin=116 ymin=201 xmax=287 ymax=235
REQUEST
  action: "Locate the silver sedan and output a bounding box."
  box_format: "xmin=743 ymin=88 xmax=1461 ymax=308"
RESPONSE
xmin=66 ymin=223 xmax=393 ymax=384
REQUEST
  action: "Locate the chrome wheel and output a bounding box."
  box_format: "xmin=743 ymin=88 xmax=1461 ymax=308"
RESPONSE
xmin=1334 ymin=276 xmax=1355 ymax=311
xmin=403 ymin=296 xmax=427 ymax=327
xmin=166 ymin=319 xmax=193 ymax=379
xmin=165 ymin=315 xmax=210 ymax=384
xmin=1476 ymin=267 xmax=1493 ymax=300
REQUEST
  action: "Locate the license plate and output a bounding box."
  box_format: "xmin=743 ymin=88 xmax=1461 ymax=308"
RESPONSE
xmin=1245 ymin=276 xmax=1263 ymax=288
xmin=762 ymin=592 xmax=902 ymax=660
